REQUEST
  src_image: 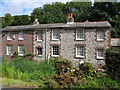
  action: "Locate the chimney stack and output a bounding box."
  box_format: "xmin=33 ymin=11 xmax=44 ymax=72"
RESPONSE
xmin=67 ymin=13 xmax=74 ymax=24
xmin=33 ymin=18 xmax=39 ymax=25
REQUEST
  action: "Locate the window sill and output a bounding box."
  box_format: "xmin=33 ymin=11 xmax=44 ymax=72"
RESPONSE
xmin=36 ymin=55 xmax=42 ymax=56
xmin=51 ymin=39 xmax=60 ymax=41
xmin=97 ymin=39 xmax=104 ymax=42
xmin=96 ymin=57 xmax=104 ymax=60
xmin=75 ymin=56 xmax=85 ymax=58
xmin=6 ymin=54 xmax=13 ymax=56
xmin=18 ymin=54 xmax=24 ymax=56
xmin=52 ymin=55 xmax=60 ymax=57
xmin=7 ymin=39 xmax=12 ymax=41
xmin=76 ymin=39 xmax=84 ymax=41
xmin=19 ymin=38 xmax=24 ymax=40
xmin=36 ymin=40 xmax=42 ymax=42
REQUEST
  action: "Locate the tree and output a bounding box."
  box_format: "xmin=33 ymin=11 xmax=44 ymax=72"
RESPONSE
xmin=11 ymin=15 xmax=31 ymax=26
xmin=2 ymin=13 xmax=12 ymax=28
xmin=31 ymin=2 xmax=92 ymax=23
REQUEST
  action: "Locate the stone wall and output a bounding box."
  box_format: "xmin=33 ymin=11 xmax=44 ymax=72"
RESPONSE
xmin=34 ymin=27 xmax=111 ymax=67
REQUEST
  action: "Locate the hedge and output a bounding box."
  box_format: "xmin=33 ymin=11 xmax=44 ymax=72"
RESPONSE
xmin=106 ymin=47 xmax=120 ymax=82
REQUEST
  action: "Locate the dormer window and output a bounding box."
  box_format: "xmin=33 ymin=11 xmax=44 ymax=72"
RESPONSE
xmin=7 ymin=32 xmax=12 ymax=40
xmin=19 ymin=31 xmax=24 ymax=40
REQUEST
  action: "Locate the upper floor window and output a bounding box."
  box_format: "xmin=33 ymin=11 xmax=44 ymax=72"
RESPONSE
xmin=7 ymin=32 xmax=12 ymax=40
xmin=6 ymin=45 xmax=12 ymax=55
xmin=37 ymin=32 xmax=42 ymax=41
xmin=76 ymin=29 xmax=84 ymax=40
xmin=97 ymin=49 xmax=104 ymax=59
xmin=37 ymin=48 xmax=42 ymax=55
xmin=97 ymin=31 xmax=104 ymax=41
xmin=76 ymin=46 xmax=85 ymax=58
xmin=52 ymin=46 xmax=59 ymax=57
xmin=19 ymin=31 xmax=24 ymax=40
xmin=52 ymin=30 xmax=60 ymax=40
xmin=18 ymin=45 xmax=25 ymax=56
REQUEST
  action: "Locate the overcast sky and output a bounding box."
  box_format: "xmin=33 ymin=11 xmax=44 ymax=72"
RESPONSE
xmin=0 ymin=0 xmax=111 ymax=17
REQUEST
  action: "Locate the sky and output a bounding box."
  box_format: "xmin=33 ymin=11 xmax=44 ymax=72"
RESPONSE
xmin=1 ymin=0 xmax=118 ymax=17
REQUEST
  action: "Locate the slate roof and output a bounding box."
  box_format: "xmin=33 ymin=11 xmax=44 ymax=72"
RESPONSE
xmin=1 ymin=21 xmax=111 ymax=31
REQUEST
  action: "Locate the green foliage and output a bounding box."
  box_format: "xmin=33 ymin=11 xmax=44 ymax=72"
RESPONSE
xmin=79 ymin=63 xmax=94 ymax=77
xmin=106 ymin=47 xmax=120 ymax=82
xmin=11 ymin=15 xmax=32 ymax=26
xmin=55 ymin=58 xmax=72 ymax=74
xmin=2 ymin=2 xmax=120 ymax=38
xmin=2 ymin=57 xmax=56 ymax=84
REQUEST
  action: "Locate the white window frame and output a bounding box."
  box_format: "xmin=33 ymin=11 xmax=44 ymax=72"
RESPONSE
xmin=52 ymin=46 xmax=59 ymax=57
xmin=76 ymin=46 xmax=85 ymax=58
xmin=52 ymin=30 xmax=60 ymax=40
xmin=6 ymin=45 xmax=13 ymax=56
xmin=7 ymin=32 xmax=12 ymax=40
xmin=97 ymin=49 xmax=104 ymax=59
xmin=36 ymin=48 xmax=42 ymax=56
xmin=36 ymin=32 xmax=42 ymax=41
xmin=19 ymin=31 xmax=24 ymax=40
xmin=18 ymin=45 xmax=25 ymax=56
xmin=97 ymin=31 xmax=104 ymax=41
xmin=76 ymin=29 xmax=84 ymax=40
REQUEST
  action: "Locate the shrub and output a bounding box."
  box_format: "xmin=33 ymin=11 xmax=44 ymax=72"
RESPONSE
xmin=55 ymin=58 xmax=72 ymax=75
xmin=79 ymin=63 xmax=94 ymax=77
xmin=106 ymin=47 xmax=120 ymax=81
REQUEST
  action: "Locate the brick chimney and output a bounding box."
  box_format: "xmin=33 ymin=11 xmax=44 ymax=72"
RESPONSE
xmin=33 ymin=18 xmax=39 ymax=25
xmin=67 ymin=13 xmax=74 ymax=24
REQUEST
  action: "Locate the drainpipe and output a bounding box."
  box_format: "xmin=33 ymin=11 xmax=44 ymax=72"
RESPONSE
xmin=45 ymin=29 xmax=47 ymax=61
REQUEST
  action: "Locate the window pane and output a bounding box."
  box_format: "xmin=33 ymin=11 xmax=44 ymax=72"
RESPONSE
xmin=37 ymin=48 xmax=42 ymax=55
xmin=7 ymin=45 xmax=12 ymax=54
xmin=76 ymin=29 xmax=84 ymax=40
xmin=53 ymin=30 xmax=60 ymax=40
xmin=97 ymin=49 xmax=104 ymax=57
xmin=7 ymin=32 xmax=12 ymax=39
xmin=19 ymin=32 xmax=24 ymax=39
xmin=53 ymin=46 xmax=59 ymax=55
xmin=37 ymin=32 xmax=42 ymax=40
xmin=19 ymin=45 xmax=24 ymax=54
xmin=97 ymin=32 xmax=104 ymax=40
xmin=76 ymin=46 xmax=84 ymax=57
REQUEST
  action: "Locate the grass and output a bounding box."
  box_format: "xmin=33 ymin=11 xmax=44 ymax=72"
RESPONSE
xmin=1 ymin=57 xmax=120 ymax=88
xmin=1 ymin=57 xmax=56 ymax=87
xmin=1 ymin=77 xmax=39 ymax=88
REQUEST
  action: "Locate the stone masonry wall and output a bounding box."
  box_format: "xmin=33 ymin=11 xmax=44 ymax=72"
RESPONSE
xmin=34 ymin=27 xmax=111 ymax=67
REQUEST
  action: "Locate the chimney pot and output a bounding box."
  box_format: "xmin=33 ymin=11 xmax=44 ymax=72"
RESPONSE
xmin=67 ymin=13 xmax=74 ymax=24
xmin=33 ymin=18 xmax=39 ymax=25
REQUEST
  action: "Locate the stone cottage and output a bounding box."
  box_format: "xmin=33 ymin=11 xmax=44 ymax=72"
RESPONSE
xmin=1 ymin=13 xmax=111 ymax=67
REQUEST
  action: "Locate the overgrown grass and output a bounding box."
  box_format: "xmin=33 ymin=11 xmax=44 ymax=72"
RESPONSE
xmin=1 ymin=57 xmax=120 ymax=88
xmin=1 ymin=57 xmax=56 ymax=87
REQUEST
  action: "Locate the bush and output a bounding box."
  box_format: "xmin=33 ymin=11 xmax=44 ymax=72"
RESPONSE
xmin=55 ymin=58 xmax=72 ymax=75
xmin=106 ymin=47 xmax=120 ymax=81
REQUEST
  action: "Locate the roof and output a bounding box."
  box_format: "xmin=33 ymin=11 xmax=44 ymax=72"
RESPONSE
xmin=111 ymin=38 xmax=120 ymax=46
xmin=1 ymin=21 xmax=111 ymax=31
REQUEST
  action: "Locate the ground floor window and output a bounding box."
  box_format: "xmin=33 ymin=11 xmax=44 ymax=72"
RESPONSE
xmin=37 ymin=48 xmax=42 ymax=55
xmin=6 ymin=45 xmax=12 ymax=55
xmin=76 ymin=46 xmax=85 ymax=58
xmin=52 ymin=46 xmax=59 ymax=56
xmin=97 ymin=49 xmax=104 ymax=59
xmin=18 ymin=45 xmax=25 ymax=56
